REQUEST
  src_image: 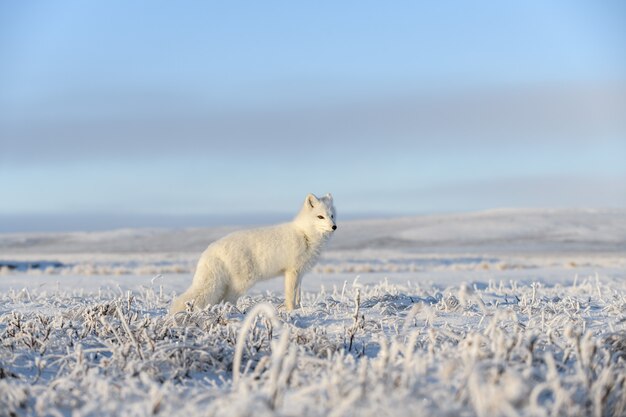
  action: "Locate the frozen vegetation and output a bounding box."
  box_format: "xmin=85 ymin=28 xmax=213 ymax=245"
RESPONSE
xmin=1 ymin=209 xmax=625 ymax=416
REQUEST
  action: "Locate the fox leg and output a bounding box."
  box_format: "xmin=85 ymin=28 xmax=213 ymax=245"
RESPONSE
xmin=224 ymin=286 xmax=241 ymax=305
xmin=170 ymin=278 xmax=227 ymax=314
xmin=284 ymin=269 xmax=300 ymax=311
xmin=295 ymin=274 xmax=303 ymax=306
xmin=170 ymin=289 xmax=197 ymax=314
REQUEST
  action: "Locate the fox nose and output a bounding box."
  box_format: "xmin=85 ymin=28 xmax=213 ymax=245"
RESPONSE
xmin=332 ymin=225 xmax=337 ymax=231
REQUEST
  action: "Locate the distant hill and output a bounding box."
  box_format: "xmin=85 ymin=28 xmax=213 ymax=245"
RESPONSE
xmin=1 ymin=208 xmax=624 ymax=256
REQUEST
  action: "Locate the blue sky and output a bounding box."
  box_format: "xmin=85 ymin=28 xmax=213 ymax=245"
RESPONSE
xmin=1 ymin=1 xmax=625 ymax=231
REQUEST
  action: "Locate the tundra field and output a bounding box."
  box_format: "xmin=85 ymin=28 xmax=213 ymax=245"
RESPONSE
xmin=1 ymin=209 xmax=625 ymax=417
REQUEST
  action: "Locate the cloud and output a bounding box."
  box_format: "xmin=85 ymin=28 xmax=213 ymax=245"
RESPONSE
xmin=405 ymin=175 xmax=626 ymax=211
xmin=1 ymin=83 xmax=625 ymax=165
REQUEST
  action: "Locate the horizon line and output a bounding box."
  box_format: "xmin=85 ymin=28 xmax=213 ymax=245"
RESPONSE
xmin=1 ymin=207 xmax=625 ymax=234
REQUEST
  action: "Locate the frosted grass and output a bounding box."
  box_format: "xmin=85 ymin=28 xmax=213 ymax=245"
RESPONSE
xmin=1 ymin=274 xmax=625 ymax=417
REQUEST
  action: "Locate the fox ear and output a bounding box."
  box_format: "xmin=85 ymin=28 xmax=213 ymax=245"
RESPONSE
xmin=325 ymin=193 xmax=333 ymax=201
xmin=305 ymin=193 xmax=319 ymax=208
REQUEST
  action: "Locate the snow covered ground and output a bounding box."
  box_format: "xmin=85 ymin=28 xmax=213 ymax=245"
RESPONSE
xmin=1 ymin=209 xmax=625 ymax=416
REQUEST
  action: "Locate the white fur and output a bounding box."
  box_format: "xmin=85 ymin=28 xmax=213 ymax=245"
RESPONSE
xmin=170 ymin=193 xmax=336 ymax=313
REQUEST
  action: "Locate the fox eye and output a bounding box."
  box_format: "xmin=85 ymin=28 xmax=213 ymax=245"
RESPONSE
xmin=317 ymin=215 xmax=325 ymax=219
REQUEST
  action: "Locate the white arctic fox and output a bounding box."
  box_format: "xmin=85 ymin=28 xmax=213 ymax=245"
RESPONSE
xmin=170 ymin=193 xmax=336 ymax=313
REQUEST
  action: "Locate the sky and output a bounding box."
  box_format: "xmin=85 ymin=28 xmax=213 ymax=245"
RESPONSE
xmin=1 ymin=1 xmax=625 ymax=232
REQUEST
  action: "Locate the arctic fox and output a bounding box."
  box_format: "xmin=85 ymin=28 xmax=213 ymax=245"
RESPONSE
xmin=170 ymin=193 xmax=336 ymax=313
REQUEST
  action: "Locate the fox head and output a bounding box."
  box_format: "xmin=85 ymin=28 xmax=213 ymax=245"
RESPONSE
xmin=296 ymin=193 xmax=337 ymax=236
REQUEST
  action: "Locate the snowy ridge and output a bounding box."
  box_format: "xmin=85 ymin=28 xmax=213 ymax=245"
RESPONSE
xmin=330 ymin=208 xmax=626 ymax=253
xmin=1 ymin=208 xmax=625 ymax=255
xmin=1 ymin=209 xmax=625 ymax=276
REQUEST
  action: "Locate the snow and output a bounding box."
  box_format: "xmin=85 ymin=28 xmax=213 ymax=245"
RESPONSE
xmin=1 ymin=209 xmax=625 ymax=416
